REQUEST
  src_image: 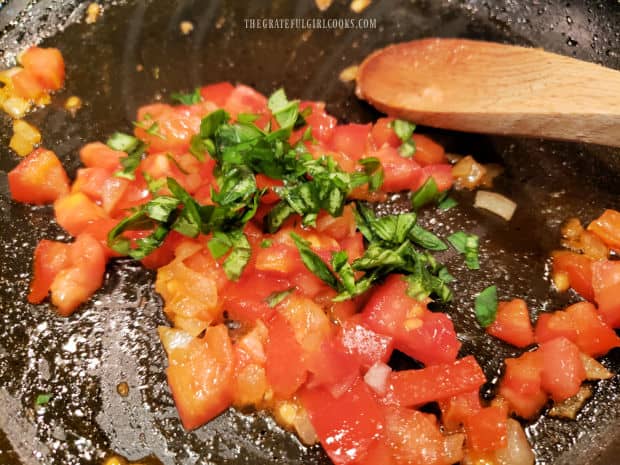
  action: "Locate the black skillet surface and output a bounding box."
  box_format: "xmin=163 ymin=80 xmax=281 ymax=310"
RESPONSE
xmin=1 ymin=1 xmax=620 ymax=464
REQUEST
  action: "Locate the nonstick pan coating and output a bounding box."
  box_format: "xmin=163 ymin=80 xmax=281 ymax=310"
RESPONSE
xmin=1 ymin=1 xmax=620 ymax=464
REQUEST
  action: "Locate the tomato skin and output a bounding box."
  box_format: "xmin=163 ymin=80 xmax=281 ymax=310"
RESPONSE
xmin=371 ymin=145 xmax=422 ymax=192
xmin=486 ymin=299 xmax=535 ymax=348
xmin=464 ymin=406 xmax=508 ymax=453
xmin=339 ymin=318 xmax=394 ymax=370
xmin=417 ymin=164 xmax=454 ymax=192
xmin=297 ymin=101 xmax=337 ymax=143
xmin=265 ymin=312 xmax=308 ymax=398
xmin=49 ymin=233 xmax=107 ymax=316
xmin=498 ymin=351 xmax=547 ymax=419
xmin=592 ymin=260 xmax=620 ymax=328
xmin=12 ymin=69 xmax=45 ymax=99
xmin=224 ymin=85 xmax=268 ymax=117
xmin=199 ymin=82 xmax=235 ymax=107
xmin=159 ymin=324 xmax=234 ymax=430
xmin=370 ymin=117 xmax=400 ymax=149
xmin=588 ymin=209 xmax=620 ymax=250
xmin=306 ymin=335 xmax=361 ymax=398
xmin=387 ymin=356 xmax=486 ymax=407
xmin=71 ymin=167 xmax=111 ymax=201
xmin=535 ymin=301 xmax=620 ymax=356
xmin=361 ymin=274 xmax=460 ymax=365
xmin=20 ymin=47 xmax=65 ymax=90
xmin=79 ymin=142 xmax=125 ymax=171
xmin=54 ymin=192 xmax=109 ymax=236
xmin=539 ymin=337 xmax=586 ymax=402
xmin=301 ymin=379 xmax=385 ymax=465
xmin=412 ymin=134 xmax=447 ymax=166
xmin=316 ymin=205 xmax=357 ymax=241
xmin=329 ymin=123 xmax=372 ymax=160
xmin=28 ymin=240 xmax=71 ymax=304
xmin=135 ymin=104 xmax=201 ymax=153
xmin=80 ymin=218 xmax=122 ymax=258
xmin=8 ymin=148 xmax=70 ymax=204
xmin=438 ymin=390 xmax=482 ymax=432
xmin=552 ymin=250 xmax=594 ymax=301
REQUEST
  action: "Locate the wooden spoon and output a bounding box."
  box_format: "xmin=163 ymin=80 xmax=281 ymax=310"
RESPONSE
xmin=356 ymin=38 xmax=620 ymax=147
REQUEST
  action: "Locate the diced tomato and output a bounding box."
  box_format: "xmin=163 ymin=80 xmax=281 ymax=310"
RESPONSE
xmin=80 ymin=218 xmax=122 ymax=258
xmin=329 ymin=123 xmax=371 ymax=160
xmin=20 ymin=47 xmax=65 ymax=90
xmin=384 ymin=407 xmax=464 ymax=465
xmin=255 ymin=174 xmax=283 ymax=204
xmin=487 ymin=299 xmax=535 ymax=348
xmin=353 ymin=439 xmax=395 ymax=465
xmin=592 ymin=259 xmax=620 ymax=328
xmin=306 ymin=335 xmax=361 ymax=398
xmin=297 ymin=101 xmax=337 ymax=143
xmin=552 ymin=250 xmax=594 ymax=301
xmin=79 ymin=142 xmax=126 ymax=171
xmin=135 ymin=104 xmax=201 ymax=153
xmin=438 ymin=390 xmax=482 ymax=432
xmin=265 ymin=312 xmax=308 ymax=398
xmin=49 ymin=233 xmax=107 ymax=316
xmin=362 ymin=274 xmax=460 ymax=365
xmin=417 ymin=164 xmax=454 ymax=192
xmin=498 ymin=351 xmax=547 ymax=419
xmin=339 ymin=232 xmax=365 ymax=262
xmin=316 ymin=205 xmax=356 ymax=241
xmin=222 ymin=271 xmax=292 ymax=323
xmin=538 ymin=337 xmax=586 ymax=402
xmin=339 ymin=318 xmax=394 ymax=370
xmin=224 ymin=85 xmax=268 ymax=117
xmin=100 ymin=176 xmax=130 ymax=215
xmin=199 ymin=82 xmax=235 ymax=107
xmin=54 ymin=192 xmax=108 ymax=236
xmin=8 ymin=148 xmax=70 ymax=204
xmin=12 ymin=69 xmax=45 ymax=100
xmin=159 ymin=325 xmax=233 ymax=430
xmin=370 ymin=145 xmax=422 ymax=192
xmin=28 ymin=240 xmax=71 ymax=304
xmin=71 ymin=167 xmax=111 ymax=201
xmin=587 ymin=209 xmax=620 ymax=250
xmin=301 ymin=379 xmax=385 ymax=465
xmin=535 ymin=301 xmax=620 ymax=356
xmin=412 ymin=134 xmax=446 ymax=166
xmin=278 ymin=294 xmax=332 ymax=355
xmin=255 ymin=242 xmax=302 ymax=274
xmin=370 ymin=117 xmax=400 ymax=149
xmin=387 ymin=356 xmax=486 ymax=407
xmin=464 ymin=406 xmax=508 ymax=453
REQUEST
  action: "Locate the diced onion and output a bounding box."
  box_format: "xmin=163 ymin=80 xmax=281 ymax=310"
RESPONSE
xmin=2 ymin=96 xmax=31 ymax=119
xmin=339 ymin=65 xmax=359 ymax=83
xmin=293 ymin=407 xmax=318 ymax=445
xmin=452 ymin=155 xmax=487 ymax=190
xmin=495 ymin=419 xmax=535 ymax=465
xmin=363 ymin=361 xmax=391 ymax=395
xmin=580 ymin=353 xmax=613 ymax=380
xmin=548 ymin=386 xmax=592 ymax=419
xmin=10 ymin=119 xmax=41 ymax=156
xmin=474 ymin=190 xmax=517 ymax=221
xmin=552 ymin=271 xmax=570 ymax=292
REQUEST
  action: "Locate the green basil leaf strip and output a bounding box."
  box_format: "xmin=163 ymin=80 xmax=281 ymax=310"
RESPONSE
xmin=448 ymin=231 xmax=480 ymax=270
xmin=200 ymin=109 xmax=230 ymax=139
xmin=167 ymin=177 xmax=202 ymax=237
xmin=352 ymin=243 xmax=407 ymax=271
xmin=352 ymin=202 xmax=378 ymax=242
xmin=391 ymin=119 xmax=416 ymax=143
xmin=266 ymin=202 xmax=295 ymax=234
xmin=358 ymin=156 xmax=384 ymax=190
xmin=411 ymin=177 xmax=439 ymax=210
xmin=438 ymin=266 xmax=455 ymax=284
xmin=475 ymin=285 xmax=498 ymax=328
xmin=222 ymin=230 xmax=252 ymax=281
xmin=438 ymin=196 xmax=458 ymax=211
xmin=409 ymin=224 xmax=448 ymax=251
xmin=237 ymin=112 xmax=260 ymax=124
xmin=267 ymin=88 xmax=301 ymax=131
xmin=207 ymin=231 xmax=233 ymax=259
xmin=331 ymin=251 xmax=356 ymax=294
xmin=265 ymin=287 xmax=296 ymax=308
xmin=260 ymin=239 xmax=273 ymax=248
xmin=398 ymin=140 xmax=416 ymax=158
xmin=143 ymin=172 xmax=166 ymax=195
xmin=107 ymin=132 xmax=141 ymax=152
xmin=393 ymin=213 xmax=418 ymax=244
xmin=35 ymin=393 xmax=52 ymax=406
xmin=130 ymin=223 xmax=171 ymax=260
xmin=170 ymin=88 xmax=202 ymax=105
xmin=290 ymin=232 xmax=341 ymax=291
xmin=107 ymin=209 xmax=150 ymax=255
xmin=145 ymin=196 xmax=180 ymax=222
xmin=405 ymin=271 xmax=433 ymax=301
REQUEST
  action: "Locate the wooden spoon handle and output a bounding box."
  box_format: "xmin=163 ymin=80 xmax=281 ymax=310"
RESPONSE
xmin=356 ymin=39 xmax=620 ymax=147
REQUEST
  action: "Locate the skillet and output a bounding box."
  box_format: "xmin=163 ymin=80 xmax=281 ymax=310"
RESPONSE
xmin=0 ymin=1 xmax=619 ymax=464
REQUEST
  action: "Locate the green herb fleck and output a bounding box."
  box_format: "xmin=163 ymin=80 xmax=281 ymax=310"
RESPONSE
xmin=171 ymin=88 xmax=202 ymax=105
xmin=411 ymin=177 xmax=439 ymax=210
xmin=475 ymin=285 xmax=498 ymax=327
xmin=447 ymin=231 xmax=480 ymax=270
xmin=35 ymin=393 xmax=52 ymax=406
xmin=265 ymin=287 xmax=296 ymax=308
xmin=438 ymin=196 xmax=458 ymax=211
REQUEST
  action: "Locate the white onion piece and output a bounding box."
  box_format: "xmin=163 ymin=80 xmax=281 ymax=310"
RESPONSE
xmin=364 ymin=361 xmax=391 ymax=395
xmin=495 ymin=419 xmax=535 ymax=465
xmin=580 ymin=353 xmax=613 ymax=380
xmin=157 ymin=326 xmax=193 ymax=352
xmin=474 ymin=190 xmax=517 ymax=221
xmin=293 ymin=408 xmax=318 ymax=445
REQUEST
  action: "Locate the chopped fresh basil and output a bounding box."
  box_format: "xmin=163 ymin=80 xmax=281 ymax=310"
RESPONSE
xmin=438 ymin=196 xmax=458 ymax=211
xmin=398 ymin=140 xmax=416 ymax=158
xmin=133 ymin=119 xmax=167 ymax=140
xmin=409 ymin=224 xmax=448 ymax=251
xmin=171 ymin=88 xmax=202 ymax=105
xmin=290 ymin=232 xmax=340 ymax=291
xmin=260 ymin=239 xmax=273 ymax=248
xmin=411 ymin=177 xmax=439 ymax=210
xmin=237 ymin=113 xmax=260 ymax=124
xmin=107 ymin=132 xmax=140 ymax=152
xmin=265 ymin=287 xmax=296 ymax=307
xmin=391 ymin=119 xmax=416 ymax=143
xmin=207 ymin=231 xmax=233 ymax=259
xmin=35 ymin=393 xmax=52 ymax=406
xmin=475 ymin=285 xmax=498 ymax=327
xmin=107 ymin=132 xmax=147 ymax=181
xmin=222 ymin=230 xmax=251 ymax=281
xmin=448 ymin=231 xmax=480 ymax=270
